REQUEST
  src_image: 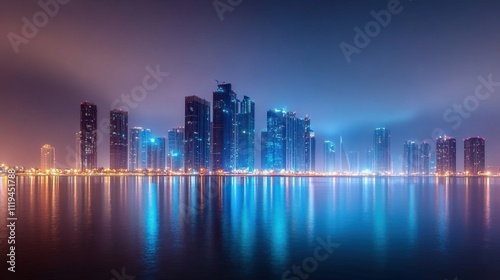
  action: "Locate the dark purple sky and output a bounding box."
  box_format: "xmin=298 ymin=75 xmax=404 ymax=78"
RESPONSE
xmin=1 ymin=0 xmax=500 ymax=171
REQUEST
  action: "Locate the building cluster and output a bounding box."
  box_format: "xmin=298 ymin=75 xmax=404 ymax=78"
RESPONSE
xmin=321 ymin=129 xmax=487 ymax=176
xmin=38 ymin=82 xmax=489 ymax=176
xmin=260 ymin=109 xmax=316 ymax=173
xmin=72 ymin=83 xmax=264 ymax=173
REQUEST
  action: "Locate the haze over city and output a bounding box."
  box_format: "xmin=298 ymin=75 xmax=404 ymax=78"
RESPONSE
xmin=1 ymin=0 xmax=500 ymax=171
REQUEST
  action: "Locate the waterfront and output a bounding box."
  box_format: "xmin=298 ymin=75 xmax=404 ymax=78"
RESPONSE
xmin=1 ymin=176 xmax=499 ymax=279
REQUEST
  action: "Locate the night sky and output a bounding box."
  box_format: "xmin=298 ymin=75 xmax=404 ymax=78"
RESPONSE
xmin=1 ymin=0 xmax=500 ymax=171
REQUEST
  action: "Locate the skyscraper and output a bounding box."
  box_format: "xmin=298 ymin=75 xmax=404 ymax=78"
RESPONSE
xmin=339 ymin=136 xmax=350 ymax=172
xmin=420 ymin=142 xmax=431 ymax=175
xmin=403 ymin=141 xmax=419 ymax=175
xmin=436 ymin=136 xmax=456 ymax=175
xmin=212 ymin=83 xmax=238 ymax=172
xmin=324 ymin=140 xmax=335 ymax=173
xmin=464 ymin=137 xmax=485 ymax=175
xmin=373 ymin=128 xmax=391 ymax=173
xmin=265 ymin=109 xmax=286 ymax=171
xmin=147 ymin=137 xmax=166 ymax=170
xmin=110 ymin=109 xmax=128 ymax=170
xmin=167 ymin=127 xmax=185 ymax=172
xmin=264 ymin=109 xmax=312 ymax=172
xmin=236 ymin=95 xmax=255 ymax=172
xmin=185 ymin=95 xmax=211 ymax=173
xmin=310 ymin=130 xmax=316 ymax=172
xmin=129 ymin=127 xmax=151 ymax=171
xmin=40 ymin=144 xmax=55 ymax=170
xmin=80 ymin=101 xmax=97 ymax=170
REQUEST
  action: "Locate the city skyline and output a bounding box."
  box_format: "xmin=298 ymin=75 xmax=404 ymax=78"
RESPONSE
xmin=1 ymin=1 xmax=500 ymax=172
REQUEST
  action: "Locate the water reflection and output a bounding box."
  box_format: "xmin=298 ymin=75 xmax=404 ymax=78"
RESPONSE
xmin=0 ymin=176 xmax=499 ymax=279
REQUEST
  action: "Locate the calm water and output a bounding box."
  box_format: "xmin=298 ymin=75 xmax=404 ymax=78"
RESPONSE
xmin=1 ymin=176 xmax=500 ymax=280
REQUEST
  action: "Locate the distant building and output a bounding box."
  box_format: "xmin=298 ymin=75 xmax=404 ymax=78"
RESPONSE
xmin=129 ymin=127 xmax=151 ymax=170
xmin=373 ymin=128 xmax=391 ymax=173
xmin=110 ymin=109 xmax=128 ymax=170
xmin=464 ymin=137 xmax=485 ymax=175
xmin=264 ymin=109 xmax=286 ymax=170
xmin=40 ymin=144 xmax=55 ymax=170
xmin=80 ymin=101 xmax=97 ymax=170
xmin=236 ymin=96 xmax=255 ymax=172
xmin=366 ymin=146 xmax=374 ymax=172
xmin=167 ymin=127 xmax=184 ymax=172
xmin=185 ymin=96 xmax=211 ymax=173
xmin=324 ymin=141 xmax=335 ymax=173
xmin=420 ymin=142 xmax=431 ymax=175
xmin=436 ymin=136 xmax=456 ymax=175
xmin=403 ymin=141 xmax=419 ymax=175
xmin=310 ymin=130 xmax=316 ymax=172
xmin=339 ymin=136 xmax=350 ymax=172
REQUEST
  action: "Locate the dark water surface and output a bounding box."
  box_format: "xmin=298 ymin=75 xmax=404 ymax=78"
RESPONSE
xmin=1 ymin=176 xmax=500 ymax=279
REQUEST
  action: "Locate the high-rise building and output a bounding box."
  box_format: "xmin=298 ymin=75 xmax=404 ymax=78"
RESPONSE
xmin=324 ymin=141 xmax=335 ymax=173
xmin=366 ymin=146 xmax=374 ymax=172
xmin=236 ymin=96 xmax=255 ymax=172
xmin=212 ymin=83 xmax=238 ymax=172
xmin=75 ymin=131 xmax=82 ymax=170
xmin=167 ymin=127 xmax=184 ymax=172
xmin=129 ymin=127 xmax=151 ymax=170
xmin=464 ymin=137 xmax=485 ymax=175
xmin=339 ymin=136 xmax=350 ymax=172
xmin=265 ymin=109 xmax=286 ymax=171
xmin=264 ymin=109 xmax=313 ymax=172
xmin=436 ymin=136 xmax=456 ymax=175
xmin=185 ymin=96 xmax=211 ymax=173
xmin=147 ymin=137 xmax=166 ymax=170
xmin=420 ymin=142 xmax=431 ymax=175
xmin=80 ymin=101 xmax=97 ymax=170
xmin=40 ymin=144 xmax=55 ymax=170
xmin=110 ymin=109 xmax=128 ymax=170
xmin=373 ymin=128 xmax=391 ymax=173
xmin=403 ymin=141 xmax=419 ymax=175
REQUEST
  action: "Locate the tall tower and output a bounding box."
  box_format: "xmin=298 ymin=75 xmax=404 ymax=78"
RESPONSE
xmin=237 ymin=96 xmax=255 ymax=172
xmin=420 ymin=142 xmax=431 ymax=175
xmin=167 ymin=127 xmax=185 ymax=172
xmin=40 ymin=144 xmax=55 ymax=170
xmin=80 ymin=101 xmax=97 ymax=170
xmin=129 ymin=127 xmax=151 ymax=171
xmin=373 ymin=128 xmax=391 ymax=173
xmin=185 ymin=95 xmax=211 ymax=173
xmin=436 ymin=136 xmax=456 ymax=175
xmin=110 ymin=109 xmax=128 ymax=170
xmin=403 ymin=141 xmax=419 ymax=175
xmin=212 ymin=83 xmax=238 ymax=172
xmin=265 ymin=109 xmax=286 ymax=171
xmin=464 ymin=137 xmax=485 ymax=175
xmin=324 ymin=141 xmax=335 ymax=173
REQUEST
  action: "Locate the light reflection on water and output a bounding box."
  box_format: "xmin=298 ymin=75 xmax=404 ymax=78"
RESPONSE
xmin=0 ymin=176 xmax=499 ymax=279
